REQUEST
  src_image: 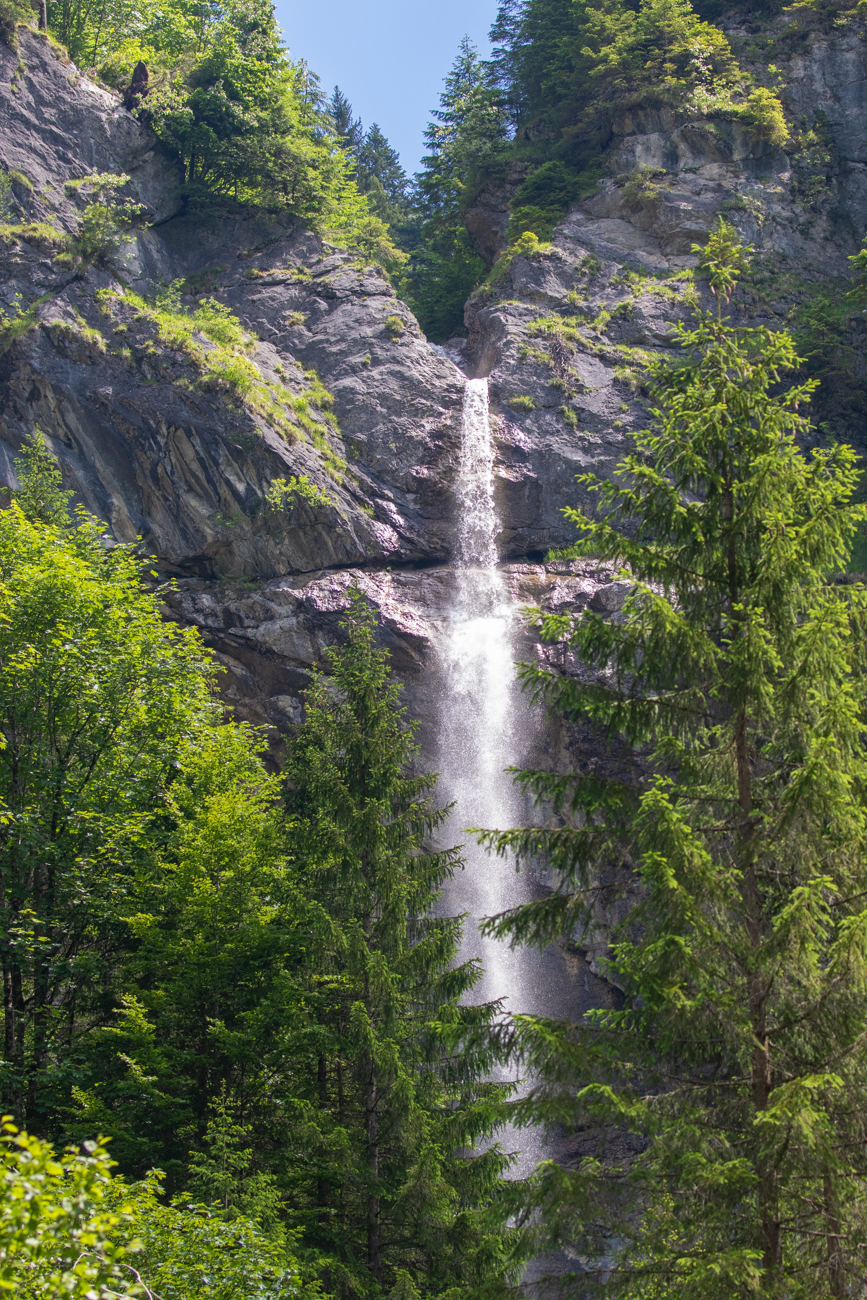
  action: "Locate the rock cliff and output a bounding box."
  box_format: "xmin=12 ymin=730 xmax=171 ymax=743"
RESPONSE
xmin=1 ymin=18 xmax=866 ymax=778
xmin=465 ymin=13 xmax=867 ymax=561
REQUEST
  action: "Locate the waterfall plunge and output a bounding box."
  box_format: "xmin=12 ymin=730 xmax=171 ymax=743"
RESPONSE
xmin=436 ymin=378 xmax=529 ymax=1007
xmin=435 ymin=378 xmax=575 ymax=1176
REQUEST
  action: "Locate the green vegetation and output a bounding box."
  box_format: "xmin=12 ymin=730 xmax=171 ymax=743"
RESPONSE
xmin=405 ymin=0 xmax=790 ymax=338
xmin=0 ymin=1120 xmax=303 ymax=1298
xmin=282 ymin=594 xmax=521 ymax=1296
xmin=62 ymin=172 xmax=143 ymax=267
xmin=0 ymin=0 xmax=30 ymax=46
xmin=402 ymin=37 xmax=506 ymax=339
xmin=477 ymin=222 xmax=867 ymax=1297
xmin=328 ymin=86 xmax=416 ymax=253
xmin=507 ymin=393 xmax=535 ymax=411
xmin=30 ymin=0 xmax=405 ymax=272
xmin=96 ymin=287 xmax=341 ymax=456
xmin=265 ymin=474 xmax=333 ymax=511
xmin=0 ymin=449 xmax=518 ymax=1298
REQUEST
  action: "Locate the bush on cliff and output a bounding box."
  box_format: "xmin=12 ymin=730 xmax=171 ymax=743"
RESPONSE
xmin=43 ymin=0 xmax=403 ymax=269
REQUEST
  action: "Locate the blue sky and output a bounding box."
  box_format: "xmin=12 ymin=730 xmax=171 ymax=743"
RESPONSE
xmin=273 ymin=0 xmax=498 ymax=175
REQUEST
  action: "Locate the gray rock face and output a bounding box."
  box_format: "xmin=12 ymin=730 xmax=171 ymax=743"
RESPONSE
xmin=0 ymin=33 xmax=465 ymax=580
xmin=1 ymin=20 xmax=866 ymax=772
xmin=463 ymin=22 xmax=867 ymax=560
xmin=0 ymin=31 xmax=181 ymax=225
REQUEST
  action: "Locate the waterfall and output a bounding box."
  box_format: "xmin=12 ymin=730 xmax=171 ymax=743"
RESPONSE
xmin=436 ymin=378 xmax=527 ymax=1008
xmin=435 ymin=377 xmax=569 ymax=1176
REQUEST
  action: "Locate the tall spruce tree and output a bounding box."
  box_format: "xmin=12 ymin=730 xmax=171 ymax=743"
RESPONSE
xmin=284 ymin=591 xmax=521 ymax=1299
xmin=404 ymin=37 xmax=508 ymax=340
xmin=476 ymin=221 xmax=867 ymax=1298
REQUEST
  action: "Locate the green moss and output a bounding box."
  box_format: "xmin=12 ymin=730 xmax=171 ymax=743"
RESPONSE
xmin=47 ymin=316 xmax=106 ymax=354
xmin=0 ymin=220 xmax=67 ymax=251
xmin=487 ymin=231 xmax=554 ymax=289
xmin=508 ymin=394 xmax=536 ymax=412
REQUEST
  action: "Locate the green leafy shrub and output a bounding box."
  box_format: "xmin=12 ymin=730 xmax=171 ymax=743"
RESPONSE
xmin=190 ymin=297 xmax=250 ymax=350
xmin=11 ymin=430 xmax=73 ymax=526
xmin=0 ymin=1120 xmax=135 ymax=1297
xmin=739 ymin=86 xmax=789 ymax=146
xmin=264 ymin=474 xmax=333 ymax=511
xmin=0 ymin=1119 xmax=302 ymax=1299
xmin=110 ymin=1171 xmax=301 ymax=1300
xmin=65 ymin=173 xmax=143 ymax=267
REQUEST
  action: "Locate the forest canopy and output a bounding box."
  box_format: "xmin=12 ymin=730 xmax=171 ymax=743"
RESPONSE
xmin=41 ymin=0 xmax=405 ymax=269
xmin=403 ymin=0 xmax=790 ymax=337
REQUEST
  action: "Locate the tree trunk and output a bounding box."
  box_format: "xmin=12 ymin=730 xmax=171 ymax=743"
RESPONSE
xmin=26 ymin=951 xmax=50 ymax=1125
xmin=317 ymin=1054 xmax=331 ymax=1214
xmin=738 ymin=708 xmax=781 ymax=1288
xmin=9 ymin=963 xmax=24 ymax=1125
xmin=364 ymin=1049 xmax=381 ymax=1282
xmin=824 ymin=1175 xmax=846 ymax=1298
xmin=728 ymin=467 xmax=781 ymax=1292
xmin=38 ymin=0 xmax=46 ymax=31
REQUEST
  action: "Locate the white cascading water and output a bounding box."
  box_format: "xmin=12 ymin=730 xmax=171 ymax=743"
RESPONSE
xmin=436 ymin=378 xmax=528 ymax=1009
xmin=435 ymin=378 xmax=574 ymax=1176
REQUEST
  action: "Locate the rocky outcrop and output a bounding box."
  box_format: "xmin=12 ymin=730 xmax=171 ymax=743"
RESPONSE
xmin=2 ymin=17 xmax=867 ymax=768
xmin=0 ymin=32 xmax=465 ymax=584
xmin=463 ymin=161 xmax=531 ymax=267
xmin=0 ymin=30 xmax=180 ymax=226
xmin=462 ymin=15 xmax=867 ymax=560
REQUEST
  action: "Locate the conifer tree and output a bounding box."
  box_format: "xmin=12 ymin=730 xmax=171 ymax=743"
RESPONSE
xmin=477 ymin=221 xmax=867 ymax=1298
xmin=404 ymin=37 xmax=508 ymax=340
xmin=284 ymin=591 xmax=521 ymax=1299
xmin=12 ymin=429 xmax=73 ymax=527
xmin=329 ymin=86 xmax=363 ymax=152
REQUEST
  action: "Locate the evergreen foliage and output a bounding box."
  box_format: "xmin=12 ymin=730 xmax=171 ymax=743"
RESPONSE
xmin=0 ymin=456 xmax=518 ymax=1297
xmin=283 ymin=592 xmax=522 ymax=1298
xmin=328 ymin=88 xmax=411 ymax=230
xmin=39 ymin=0 xmax=404 ymax=268
xmin=475 ymin=222 xmax=867 ymax=1298
xmin=407 ymin=0 xmax=790 ymax=328
xmin=403 ymin=37 xmax=508 ymax=340
xmin=489 ymin=0 xmax=788 ymax=158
